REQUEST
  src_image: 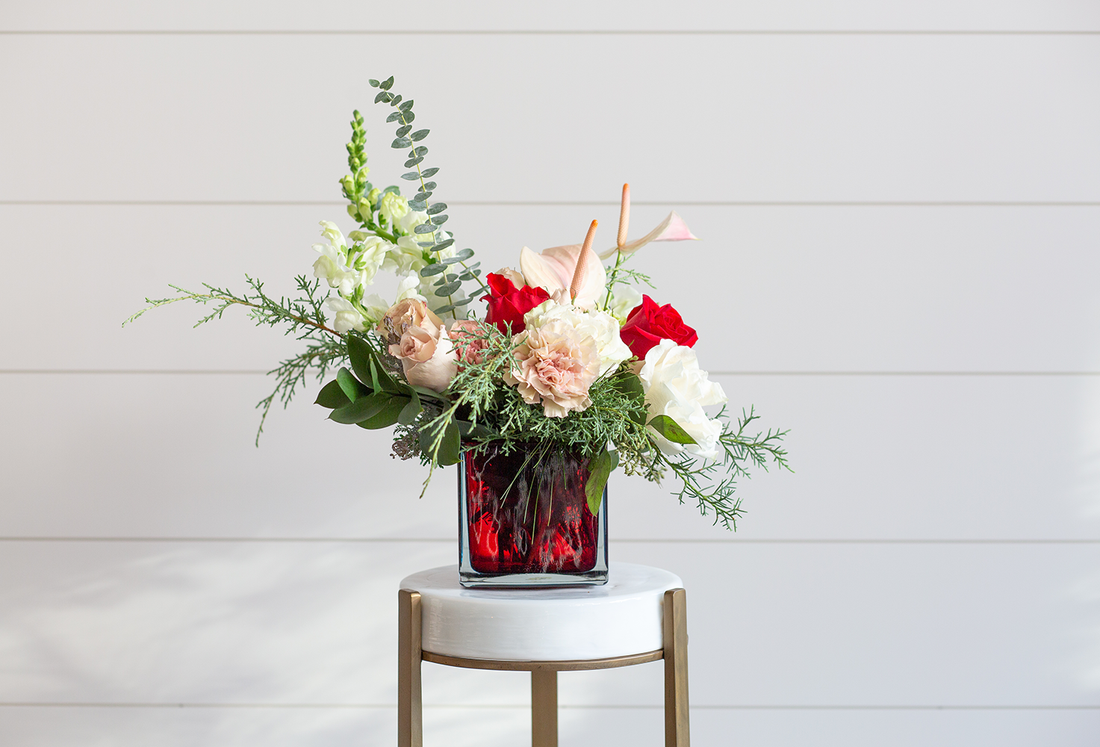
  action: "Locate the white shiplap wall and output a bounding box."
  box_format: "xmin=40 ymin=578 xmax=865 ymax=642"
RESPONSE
xmin=2 ymin=2 xmax=1099 ymax=745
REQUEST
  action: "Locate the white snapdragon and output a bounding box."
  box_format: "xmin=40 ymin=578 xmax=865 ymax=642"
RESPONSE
xmin=312 ymin=221 xmax=361 ymax=296
xmin=324 ymin=296 xmax=367 ymax=334
xmin=378 ymin=192 xmax=410 ymax=226
xmin=348 ymin=235 xmax=391 ymax=288
xmin=383 ymin=235 xmax=429 ymax=275
xmin=637 ymin=339 xmax=727 ymax=460
xmin=397 ymin=208 xmax=429 ymax=235
xmin=524 ymin=299 xmax=632 ymax=377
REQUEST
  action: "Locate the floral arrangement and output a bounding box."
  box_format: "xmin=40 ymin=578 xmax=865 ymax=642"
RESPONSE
xmin=129 ymin=76 xmax=788 ymax=529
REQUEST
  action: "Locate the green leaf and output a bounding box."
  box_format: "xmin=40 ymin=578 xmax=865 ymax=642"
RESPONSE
xmin=613 ymin=371 xmax=647 ymax=424
xmin=398 ymin=390 xmax=422 ymax=425
xmin=368 ymin=78 xmax=380 ymax=87
xmin=374 ymin=91 xmax=389 ymax=104
xmin=427 ymin=202 xmax=447 ymax=215
xmin=405 ymin=156 xmax=424 ymax=168
xmin=329 ymin=392 xmax=390 ymax=424
xmin=314 ymin=378 xmax=350 ymax=409
xmin=391 ymin=137 xmax=412 ymax=149
xmin=386 ymin=111 xmax=402 ymax=123
xmin=346 ymin=334 xmax=377 ymax=390
xmin=355 ymin=396 xmax=408 ymax=429
xmin=585 ymin=447 xmax=618 ymax=515
xmin=648 ymin=414 xmax=698 ymax=445
xmin=411 ymin=129 xmax=430 ymax=141
xmin=435 ymin=279 xmax=462 ymax=296
xmin=401 ymin=171 xmax=420 ymax=180
xmin=422 ymin=181 xmax=437 ymax=192
xmin=390 ymin=94 xmax=402 ymax=106
xmin=337 ymin=367 xmax=367 ymax=401
xmin=433 ymin=238 xmax=455 ymax=251
xmin=437 ymin=421 xmax=461 ymax=466
xmin=403 ymin=110 xmax=415 ymax=123
xmin=414 ymin=223 xmax=436 ymax=234
xmin=408 ymin=200 xmax=427 ymax=211
xmin=420 ymin=263 xmax=447 ymax=277
xmin=420 ymin=167 xmax=439 ymax=178
xmin=395 ymin=124 xmax=411 ymax=138
xmin=430 ymin=215 xmax=449 ymax=225
xmin=411 ymin=146 xmax=427 ymax=157
xmin=380 ymin=76 xmax=394 ymax=90
xmin=400 ymin=99 xmax=414 ymax=111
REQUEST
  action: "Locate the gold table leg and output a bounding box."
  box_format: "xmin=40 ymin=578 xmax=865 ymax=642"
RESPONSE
xmin=398 ymin=589 xmax=423 ymax=747
xmin=664 ymin=588 xmax=690 ymax=747
xmin=531 ymin=668 xmax=558 ymax=747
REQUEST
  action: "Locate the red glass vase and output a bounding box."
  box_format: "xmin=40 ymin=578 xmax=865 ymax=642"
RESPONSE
xmin=458 ymin=442 xmax=608 ymax=587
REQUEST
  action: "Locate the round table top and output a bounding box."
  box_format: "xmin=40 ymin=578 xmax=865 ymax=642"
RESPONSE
xmin=401 ymin=562 xmax=683 ymax=661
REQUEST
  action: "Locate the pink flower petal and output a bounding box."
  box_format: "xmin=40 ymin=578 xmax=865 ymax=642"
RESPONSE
xmin=598 ymin=211 xmax=699 ymax=259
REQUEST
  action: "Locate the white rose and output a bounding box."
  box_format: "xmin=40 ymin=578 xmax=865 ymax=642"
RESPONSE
xmin=324 ymin=296 xmax=367 ymax=334
xmin=637 ymin=339 xmax=727 ymax=460
xmin=524 ymin=300 xmax=632 ymax=377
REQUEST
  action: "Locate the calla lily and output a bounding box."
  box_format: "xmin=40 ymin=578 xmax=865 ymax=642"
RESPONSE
xmin=519 ymin=241 xmax=607 ymax=309
xmin=597 ymin=210 xmax=698 ymax=260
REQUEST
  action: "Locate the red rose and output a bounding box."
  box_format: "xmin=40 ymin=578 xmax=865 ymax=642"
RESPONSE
xmin=619 ymin=295 xmax=698 ymax=358
xmin=483 ymin=273 xmax=550 ymax=334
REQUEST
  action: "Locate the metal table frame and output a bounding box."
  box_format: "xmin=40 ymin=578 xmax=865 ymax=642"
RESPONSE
xmin=398 ymin=587 xmax=690 ymax=747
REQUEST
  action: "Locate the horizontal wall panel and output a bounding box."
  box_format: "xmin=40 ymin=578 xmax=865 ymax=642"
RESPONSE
xmin=4 ymin=203 xmax=1100 ymax=373
xmin=1 ymin=706 xmax=1098 ymax=747
xmin=1 ymin=372 xmax=1096 ymax=540
xmin=2 ymin=36 xmax=1099 ymax=203
xmin=5 ymin=1 xmax=1100 ymax=33
xmin=0 ymin=542 xmax=1095 ymax=708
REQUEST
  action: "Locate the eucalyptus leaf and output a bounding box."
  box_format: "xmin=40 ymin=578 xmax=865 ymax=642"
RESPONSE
xmin=427 ymin=202 xmax=447 ymax=215
xmin=420 ymin=262 xmax=447 ymax=277
xmin=414 ymin=223 xmax=436 ymax=234
xmin=411 ymin=129 xmax=429 ymax=141
xmin=400 ymin=100 xmax=414 ymax=111
xmin=386 ymin=111 xmax=402 ymax=123
xmin=401 ymin=172 xmax=420 ymax=180
xmin=420 ymin=167 xmax=439 ymax=178
xmin=405 ymin=156 xmax=424 ymax=168
xmin=433 ymin=238 xmax=454 ymax=251
xmin=395 ymin=124 xmax=411 ymax=138
xmin=412 ymin=146 xmax=427 ymax=157
xmin=391 ymin=137 xmax=411 ymax=149
xmin=422 ymin=181 xmax=437 ymax=191
xmin=649 ymin=414 xmax=698 ymax=445
xmin=431 ymin=215 xmax=448 ymax=225
xmin=374 ymin=91 xmax=389 ymax=104
xmin=380 ymin=76 xmax=394 ymax=90
xmin=435 ymin=280 xmax=462 ymax=296
xmin=368 ymin=78 xmax=380 ymax=87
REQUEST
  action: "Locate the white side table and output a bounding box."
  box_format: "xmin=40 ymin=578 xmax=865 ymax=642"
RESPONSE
xmin=398 ymin=562 xmax=689 ymax=747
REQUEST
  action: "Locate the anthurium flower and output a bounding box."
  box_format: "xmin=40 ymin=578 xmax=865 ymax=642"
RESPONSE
xmin=597 ymin=211 xmax=698 ymax=260
xmin=518 ymin=243 xmax=607 ymax=309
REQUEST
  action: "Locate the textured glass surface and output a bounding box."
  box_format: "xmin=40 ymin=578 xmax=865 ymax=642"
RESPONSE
xmin=459 ymin=443 xmax=608 ymax=587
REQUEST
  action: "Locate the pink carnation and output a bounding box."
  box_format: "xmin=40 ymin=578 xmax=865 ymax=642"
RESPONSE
xmin=503 ymin=319 xmax=601 ymax=418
